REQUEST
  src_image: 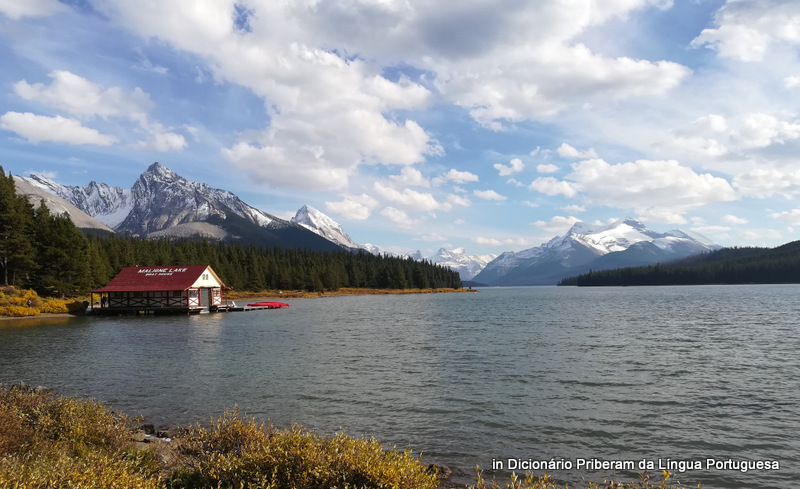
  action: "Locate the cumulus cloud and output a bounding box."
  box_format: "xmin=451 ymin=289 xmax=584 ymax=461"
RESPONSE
xmin=380 ymin=207 xmax=417 ymax=229
xmin=691 ymin=1 xmax=800 ymax=62
xmin=557 ymin=143 xmax=598 ymax=159
xmin=325 ymin=194 xmax=379 ymax=220
xmin=537 ymin=163 xmax=560 ymax=173
xmin=567 ymin=158 xmax=736 ymax=218
xmin=771 ymin=209 xmax=800 ymax=225
xmin=435 ymin=168 xmax=480 ymax=185
xmin=473 ymin=189 xmax=507 ymax=201
xmin=0 ymin=112 xmax=117 ymax=146
xmin=0 ymin=0 xmax=66 ymax=19
xmin=447 ymin=194 xmax=471 ymax=207
xmin=11 ymin=70 xmax=187 ymax=152
xmin=473 ymin=236 xmax=531 ymax=247
xmin=14 ymin=71 xmax=151 ymax=120
xmin=533 ymin=215 xmax=581 ymax=233
xmin=528 ymin=158 xmax=737 ymax=223
xmin=493 ymin=157 xmax=524 ymax=176
xmin=390 ymin=167 xmax=431 ymax=187
xmin=373 ymin=182 xmax=451 ymax=211
xmin=528 ymin=177 xmax=577 ymax=197
xmin=733 ymin=168 xmax=800 ymax=198
xmin=722 ymin=214 xmax=749 ymax=225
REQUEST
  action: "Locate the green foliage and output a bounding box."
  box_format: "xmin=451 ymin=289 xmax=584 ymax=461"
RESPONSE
xmin=560 ymin=241 xmax=800 ymax=286
xmin=0 ymin=171 xmax=461 ymax=296
xmin=85 ymin=236 xmax=462 ymax=293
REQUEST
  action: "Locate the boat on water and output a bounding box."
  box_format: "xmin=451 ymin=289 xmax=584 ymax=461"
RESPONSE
xmin=246 ymin=301 xmax=290 ymax=309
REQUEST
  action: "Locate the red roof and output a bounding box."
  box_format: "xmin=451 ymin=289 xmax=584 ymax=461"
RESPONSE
xmin=91 ymin=265 xmax=224 ymax=292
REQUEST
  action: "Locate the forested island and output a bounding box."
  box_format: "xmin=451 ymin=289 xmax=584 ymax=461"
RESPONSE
xmin=0 ymin=168 xmax=461 ymax=299
xmin=559 ymin=241 xmax=800 ymax=286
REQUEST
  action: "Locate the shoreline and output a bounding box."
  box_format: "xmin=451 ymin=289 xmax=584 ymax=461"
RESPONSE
xmin=0 ymin=287 xmax=476 ymax=320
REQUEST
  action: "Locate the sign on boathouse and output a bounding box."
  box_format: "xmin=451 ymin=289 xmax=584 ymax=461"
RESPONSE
xmin=90 ymin=265 xmax=226 ymax=314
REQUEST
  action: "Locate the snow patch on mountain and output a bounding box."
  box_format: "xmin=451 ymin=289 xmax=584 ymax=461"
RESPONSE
xmin=291 ymin=205 xmax=359 ymax=249
xmin=432 ymin=247 xmax=498 ymax=280
xmin=474 ymin=217 xmax=721 ymax=285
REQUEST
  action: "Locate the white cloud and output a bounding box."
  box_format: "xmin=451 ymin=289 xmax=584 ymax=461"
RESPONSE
xmin=0 ymin=0 xmax=66 ymax=19
xmin=731 ymin=113 xmax=800 ymax=149
xmin=0 ymin=112 xmax=117 ymax=146
xmin=11 ymin=70 xmax=189 ymax=152
xmin=528 ymin=177 xmax=577 ymax=197
xmin=786 ymin=76 xmax=800 ymax=89
xmin=447 ymin=194 xmax=471 ymax=207
xmin=390 ymin=167 xmax=430 ymax=187
xmin=493 ymin=157 xmax=524 ymax=176
xmin=691 ymin=1 xmax=800 ymax=62
xmin=562 ymin=204 xmax=586 ymax=213
xmin=373 ymin=181 xmax=451 ymax=211
xmin=473 ymin=236 xmax=530 ymax=247
xmin=533 ymin=215 xmax=581 ymax=233
xmin=733 ymin=168 xmax=800 ymax=198
xmin=557 ymin=143 xmax=598 ymax=159
xmin=473 ymin=189 xmax=507 ymax=201
xmin=771 ymin=209 xmax=800 ymax=225
xmin=380 ymin=206 xmax=417 ymax=229
xmin=435 ymin=168 xmax=479 ymax=185
xmin=565 ymin=158 xmax=737 ymax=221
xmin=522 ymin=201 xmax=539 ymax=208
xmin=722 ymin=214 xmax=749 ymax=225
xmin=537 ymin=163 xmax=560 ymax=173
xmin=325 ymin=194 xmax=379 ymax=220
xmin=14 ymin=70 xmax=151 ymax=120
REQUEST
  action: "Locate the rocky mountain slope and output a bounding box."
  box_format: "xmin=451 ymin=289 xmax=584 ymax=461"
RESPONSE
xmin=20 ymin=163 xmax=342 ymax=252
xmin=13 ymin=176 xmax=113 ymax=233
xmin=473 ymin=218 xmax=720 ymax=285
xmin=291 ymin=204 xmax=495 ymax=279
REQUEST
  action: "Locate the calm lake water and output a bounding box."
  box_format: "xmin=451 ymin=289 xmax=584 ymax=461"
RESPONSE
xmin=1 ymin=285 xmax=798 ymax=488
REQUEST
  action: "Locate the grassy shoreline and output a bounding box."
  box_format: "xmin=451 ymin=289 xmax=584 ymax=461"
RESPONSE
xmin=0 ymin=384 xmax=691 ymax=489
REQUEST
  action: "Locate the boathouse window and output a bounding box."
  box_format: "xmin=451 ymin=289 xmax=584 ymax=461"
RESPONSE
xmin=189 ymin=289 xmax=199 ymax=298
xmin=212 ymin=289 xmax=220 ymax=298
xmin=203 ymin=273 xmax=209 ymax=280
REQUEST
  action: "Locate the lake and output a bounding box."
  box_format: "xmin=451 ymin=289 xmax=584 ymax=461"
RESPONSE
xmin=1 ymin=285 xmax=797 ymax=488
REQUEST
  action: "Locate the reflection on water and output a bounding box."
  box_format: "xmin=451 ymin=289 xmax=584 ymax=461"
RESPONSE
xmin=1 ymin=286 xmax=798 ymax=488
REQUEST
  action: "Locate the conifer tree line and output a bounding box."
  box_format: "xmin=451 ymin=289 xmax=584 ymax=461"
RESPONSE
xmin=559 ymin=242 xmax=800 ymax=286
xmin=0 ymin=168 xmax=462 ymax=296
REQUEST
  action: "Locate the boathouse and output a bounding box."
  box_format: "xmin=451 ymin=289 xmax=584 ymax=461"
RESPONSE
xmin=90 ymin=265 xmax=226 ymax=314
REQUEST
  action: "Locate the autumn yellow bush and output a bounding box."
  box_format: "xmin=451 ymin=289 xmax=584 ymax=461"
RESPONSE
xmin=171 ymin=409 xmax=440 ymax=489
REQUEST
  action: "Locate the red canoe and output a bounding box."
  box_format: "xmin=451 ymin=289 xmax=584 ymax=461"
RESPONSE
xmin=247 ymin=301 xmax=289 ymax=308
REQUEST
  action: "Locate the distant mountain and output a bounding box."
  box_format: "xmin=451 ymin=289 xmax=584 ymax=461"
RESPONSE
xmin=21 ymin=163 xmax=343 ymax=252
xmin=290 ymin=204 xmax=495 ymax=279
xmin=473 ymin=218 xmax=720 ymax=285
xmin=561 ymin=240 xmax=800 ymax=286
xmin=13 ymin=176 xmax=113 ymax=233
xmin=431 ymin=247 xmax=498 ymax=280
xmin=291 ymin=205 xmax=360 ymax=250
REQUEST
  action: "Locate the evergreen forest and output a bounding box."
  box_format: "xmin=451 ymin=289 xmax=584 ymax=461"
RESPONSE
xmin=559 ymin=241 xmax=800 ymax=286
xmin=0 ymin=168 xmax=462 ymax=296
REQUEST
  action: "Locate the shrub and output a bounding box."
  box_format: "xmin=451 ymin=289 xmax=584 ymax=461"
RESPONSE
xmin=172 ymin=409 xmax=440 ymax=489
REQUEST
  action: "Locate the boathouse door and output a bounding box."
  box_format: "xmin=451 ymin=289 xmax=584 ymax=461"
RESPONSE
xmin=201 ymin=288 xmax=211 ymax=310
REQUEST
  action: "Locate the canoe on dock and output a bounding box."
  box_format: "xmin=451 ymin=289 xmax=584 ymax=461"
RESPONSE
xmin=246 ymin=301 xmax=290 ymax=309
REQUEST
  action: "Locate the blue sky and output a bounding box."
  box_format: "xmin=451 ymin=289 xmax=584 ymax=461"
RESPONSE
xmin=2 ymin=0 xmax=800 ymax=256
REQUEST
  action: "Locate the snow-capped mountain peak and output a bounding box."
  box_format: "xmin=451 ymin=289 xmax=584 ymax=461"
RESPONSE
xmin=474 ymin=217 xmax=720 ymax=285
xmin=291 ymin=205 xmax=359 ymax=249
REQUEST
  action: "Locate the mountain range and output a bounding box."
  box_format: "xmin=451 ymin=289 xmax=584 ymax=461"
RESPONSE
xmin=473 ymin=218 xmax=720 ymax=285
xmin=18 ymin=162 xmax=341 ymax=252
xmin=14 ymin=162 xmax=718 ymax=283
